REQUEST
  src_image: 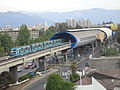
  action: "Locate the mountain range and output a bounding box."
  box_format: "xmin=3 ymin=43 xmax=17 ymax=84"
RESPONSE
xmin=0 ymin=8 xmax=120 ymax=27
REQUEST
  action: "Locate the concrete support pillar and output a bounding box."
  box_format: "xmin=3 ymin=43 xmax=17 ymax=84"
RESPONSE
xmin=73 ymin=47 xmax=80 ymax=58
xmin=95 ymin=40 xmax=98 ymax=47
xmin=96 ymin=40 xmax=101 ymax=57
xmin=92 ymin=42 xmax=95 ymax=56
xmin=37 ymin=56 xmax=46 ymax=72
xmin=54 ymin=52 xmax=59 ymax=64
xmin=62 ymin=50 xmax=68 ymax=63
xmin=9 ymin=65 xmax=18 ymax=82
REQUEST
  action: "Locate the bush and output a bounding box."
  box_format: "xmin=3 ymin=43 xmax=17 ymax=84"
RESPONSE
xmin=70 ymin=73 xmax=79 ymax=83
xmin=46 ymin=74 xmax=74 ymax=90
xmin=18 ymin=73 xmax=34 ymax=82
xmin=101 ymin=48 xmax=118 ymax=56
xmin=63 ymin=81 xmax=75 ymax=90
xmin=18 ymin=74 xmax=29 ymax=82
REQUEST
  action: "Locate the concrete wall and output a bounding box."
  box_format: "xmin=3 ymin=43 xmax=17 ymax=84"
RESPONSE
xmin=90 ymin=59 xmax=120 ymax=70
xmin=92 ymin=77 xmax=106 ymax=90
xmin=75 ymin=77 xmax=106 ymax=90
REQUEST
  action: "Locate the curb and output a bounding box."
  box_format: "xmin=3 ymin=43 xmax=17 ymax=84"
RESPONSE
xmin=9 ymin=79 xmax=30 ymax=86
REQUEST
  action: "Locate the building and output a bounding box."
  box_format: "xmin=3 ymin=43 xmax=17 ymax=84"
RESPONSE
xmin=78 ymin=18 xmax=92 ymax=27
xmin=66 ymin=18 xmax=77 ymax=28
xmin=27 ymin=22 xmax=49 ymax=31
xmin=29 ymin=29 xmax=39 ymax=40
xmin=75 ymin=69 xmax=120 ymax=90
xmin=55 ymin=22 xmax=68 ymax=30
xmin=42 ymin=21 xmax=49 ymax=31
xmin=28 ymin=24 xmax=42 ymax=30
xmin=75 ymin=77 xmax=106 ymax=90
xmin=0 ymin=29 xmax=39 ymax=42
xmin=2 ymin=25 xmax=13 ymax=30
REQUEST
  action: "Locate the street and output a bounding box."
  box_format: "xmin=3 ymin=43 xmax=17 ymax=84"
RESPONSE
xmin=23 ymin=57 xmax=90 ymax=90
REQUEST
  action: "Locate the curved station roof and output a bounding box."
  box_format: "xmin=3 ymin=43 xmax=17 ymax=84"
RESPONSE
xmin=49 ymin=28 xmax=112 ymax=48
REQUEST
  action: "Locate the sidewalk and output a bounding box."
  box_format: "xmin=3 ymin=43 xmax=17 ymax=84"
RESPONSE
xmin=5 ymin=69 xmax=58 ymax=90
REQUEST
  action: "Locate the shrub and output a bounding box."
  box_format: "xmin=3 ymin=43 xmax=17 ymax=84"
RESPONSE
xmin=70 ymin=73 xmax=79 ymax=83
xmin=18 ymin=74 xmax=29 ymax=82
xmin=101 ymin=48 xmax=118 ymax=56
xmin=18 ymin=72 xmax=35 ymax=82
xmin=46 ymin=74 xmax=75 ymax=90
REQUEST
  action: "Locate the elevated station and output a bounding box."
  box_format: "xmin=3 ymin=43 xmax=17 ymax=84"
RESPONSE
xmin=0 ymin=28 xmax=113 ymax=82
xmin=49 ymin=28 xmax=112 ymax=48
xmin=49 ymin=28 xmax=112 ymax=58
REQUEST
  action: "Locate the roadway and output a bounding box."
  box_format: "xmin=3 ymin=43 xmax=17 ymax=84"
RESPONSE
xmin=24 ymin=75 xmax=47 ymax=90
xmin=23 ymin=56 xmax=90 ymax=90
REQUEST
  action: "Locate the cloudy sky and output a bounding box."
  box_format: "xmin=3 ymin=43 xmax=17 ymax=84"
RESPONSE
xmin=0 ymin=0 xmax=120 ymax=12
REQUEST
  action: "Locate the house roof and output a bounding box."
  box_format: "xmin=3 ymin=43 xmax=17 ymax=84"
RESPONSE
xmin=75 ymin=76 xmax=92 ymax=85
xmin=75 ymin=69 xmax=120 ymax=90
xmin=95 ymin=70 xmax=120 ymax=79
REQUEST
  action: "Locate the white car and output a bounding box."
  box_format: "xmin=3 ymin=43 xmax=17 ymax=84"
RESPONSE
xmin=17 ymin=67 xmax=22 ymax=72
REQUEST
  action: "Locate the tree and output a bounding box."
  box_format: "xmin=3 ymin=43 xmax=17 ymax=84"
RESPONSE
xmin=70 ymin=73 xmax=79 ymax=83
xmin=0 ymin=33 xmax=14 ymax=54
xmin=16 ymin=25 xmax=30 ymax=46
xmin=46 ymin=74 xmax=74 ymax=90
xmin=70 ymin=62 xmax=77 ymax=74
xmin=56 ymin=23 xmax=69 ymax=31
xmin=101 ymin=48 xmax=118 ymax=56
xmin=0 ymin=71 xmax=15 ymax=88
xmin=117 ymin=34 xmax=120 ymax=43
xmin=46 ymin=26 xmax=56 ymax=38
xmin=34 ymin=26 xmax=57 ymax=43
xmin=63 ymin=81 xmax=75 ymax=90
xmin=0 ymin=43 xmax=5 ymax=56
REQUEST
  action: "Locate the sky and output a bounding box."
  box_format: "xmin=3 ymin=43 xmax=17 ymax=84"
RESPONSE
xmin=0 ymin=0 xmax=120 ymax=12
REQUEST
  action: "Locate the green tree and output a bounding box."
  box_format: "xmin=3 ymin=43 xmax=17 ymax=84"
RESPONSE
xmin=70 ymin=73 xmax=79 ymax=83
xmin=63 ymin=81 xmax=75 ymax=90
xmin=101 ymin=48 xmax=118 ymax=56
xmin=46 ymin=26 xmax=56 ymax=38
xmin=0 ymin=43 xmax=5 ymax=56
xmin=16 ymin=25 xmax=30 ymax=46
xmin=39 ymin=30 xmax=44 ymax=37
xmin=116 ymin=24 xmax=120 ymax=43
xmin=70 ymin=62 xmax=77 ymax=74
xmin=34 ymin=26 xmax=57 ymax=42
xmin=0 ymin=71 xmax=16 ymax=87
xmin=56 ymin=23 xmax=69 ymax=31
xmin=46 ymin=74 xmax=74 ymax=90
xmin=117 ymin=32 xmax=120 ymax=43
xmin=0 ymin=33 xmax=14 ymax=54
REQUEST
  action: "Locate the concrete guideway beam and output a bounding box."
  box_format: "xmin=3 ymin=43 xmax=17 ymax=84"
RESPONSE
xmin=0 ymin=43 xmax=71 ymax=70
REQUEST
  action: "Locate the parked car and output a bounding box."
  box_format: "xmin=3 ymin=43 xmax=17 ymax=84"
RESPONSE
xmin=24 ymin=62 xmax=33 ymax=69
xmin=17 ymin=67 xmax=22 ymax=72
xmin=28 ymin=72 xmax=36 ymax=75
xmin=30 ymin=64 xmax=37 ymax=69
xmin=24 ymin=64 xmax=31 ymax=69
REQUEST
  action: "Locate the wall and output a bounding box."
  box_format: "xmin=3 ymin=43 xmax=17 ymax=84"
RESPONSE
xmin=90 ymin=59 xmax=120 ymax=70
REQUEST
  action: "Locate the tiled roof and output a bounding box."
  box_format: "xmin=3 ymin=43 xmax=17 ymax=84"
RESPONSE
xmin=75 ymin=69 xmax=120 ymax=90
xmin=94 ymin=70 xmax=120 ymax=90
xmin=95 ymin=70 xmax=120 ymax=79
xmin=75 ymin=76 xmax=92 ymax=85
